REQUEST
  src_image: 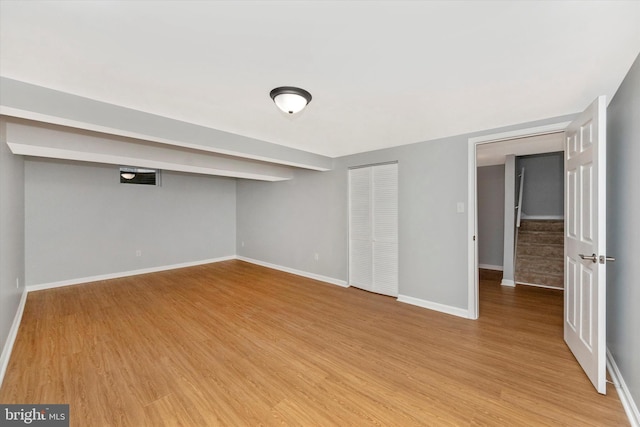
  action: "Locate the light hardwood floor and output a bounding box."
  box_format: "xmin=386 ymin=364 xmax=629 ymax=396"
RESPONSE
xmin=0 ymin=261 xmax=628 ymax=426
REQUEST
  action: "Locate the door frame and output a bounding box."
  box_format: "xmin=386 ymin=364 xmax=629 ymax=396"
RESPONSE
xmin=467 ymin=121 xmax=571 ymax=319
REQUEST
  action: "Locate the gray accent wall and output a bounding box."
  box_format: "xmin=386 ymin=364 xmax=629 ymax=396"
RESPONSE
xmin=25 ymin=158 xmax=236 ymax=286
xmin=477 ymin=165 xmax=505 ymax=268
xmin=0 ymin=119 xmax=25 ymax=365
xmin=607 ymin=53 xmax=640 ymax=413
xmin=516 ymin=152 xmax=564 ymax=217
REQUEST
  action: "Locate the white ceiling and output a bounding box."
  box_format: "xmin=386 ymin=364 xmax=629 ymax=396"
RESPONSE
xmin=1 ymin=1 xmax=639 ymax=158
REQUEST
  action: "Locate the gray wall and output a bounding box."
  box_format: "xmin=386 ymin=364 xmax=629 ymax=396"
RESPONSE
xmin=477 ymin=165 xmax=505 ymax=268
xmin=517 ymin=152 xmax=564 ymax=217
xmin=236 ymin=166 xmax=347 ymax=280
xmin=0 ymin=120 xmax=25 ymax=366
xmin=607 ymin=53 xmax=640 ymax=412
xmin=25 ymin=158 xmax=236 ymax=286
xmin=238 ymin=138 xmax=469 ymax=308
xmin=237 ymin=114 xmax=575 ymax=311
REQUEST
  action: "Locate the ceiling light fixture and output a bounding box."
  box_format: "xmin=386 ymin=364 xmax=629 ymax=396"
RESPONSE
xmin=270 ymin=86 xmax=312 ymax=114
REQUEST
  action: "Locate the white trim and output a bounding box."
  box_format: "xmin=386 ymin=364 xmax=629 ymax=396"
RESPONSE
xmin=468 ymin=120 xmax=571 ymax=319
xmin=237 ymin=256 xmax=348 ymax=288
xmin=0 ymin=287 xmax=28 ymax=388
xmin=607 ymin=349 xmax=640 ymax=427
xmin=501 ymin=279 xmax=516 ymax=287
xmin=397 ymin=294 xmax=471 ymax=319
xmin=467 ymin=138 xmax=479 ymax=319
xmin=468 ymin=122 xmax=572 ymax=145
xmin=520 ymin=214 xmax=564 ymax=220
xmin=479 ymin=264 xmax=503 ymax=271
xmin=516 ymin=281 xmax=563 ymax=291
xmin=26 ymin=256 xmax=236 ymax=292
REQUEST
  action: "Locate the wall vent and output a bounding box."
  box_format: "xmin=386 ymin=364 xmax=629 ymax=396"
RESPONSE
xmin=119 ymin=167 xmax=160 ymax=186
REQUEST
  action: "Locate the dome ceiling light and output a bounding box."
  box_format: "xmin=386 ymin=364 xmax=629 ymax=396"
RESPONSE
xmin=270 ymin=86 xmax=312 ymax=115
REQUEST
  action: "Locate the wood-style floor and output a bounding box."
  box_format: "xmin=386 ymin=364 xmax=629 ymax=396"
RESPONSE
xmin=0 ymin=261 xmax=628 ymax=426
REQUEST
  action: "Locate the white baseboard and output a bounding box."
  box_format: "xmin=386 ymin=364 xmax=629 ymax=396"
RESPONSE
xmin=397 ymin=294 xmax=470 ymax=319
xmin=479 ymin=264 xmax=503 ymax=271
xmin=26 ymin=256 xmax=236 ymax=292
xmin=501 ymin=279 xmax=516 ymax=287
xmin=607 ymin=348 xmax=640 ymax=427
xmin=236 ymin=256 xmax=348 ymax=288
xmin=520 ymin=214 xmax=564 ymax=220
xmin=0 ymin=287 xmax=28 ymax=389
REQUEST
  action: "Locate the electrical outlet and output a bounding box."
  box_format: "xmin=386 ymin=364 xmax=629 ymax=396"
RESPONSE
xmin=457 ymin=202 xmax=465 ymax=213
xmin=314 ymin=253 xmax=319 ymax=261
xmin=136 ymin=250 xmax=142 ymax=257
xmin=241 ymin=241 xmax=245 ymax=247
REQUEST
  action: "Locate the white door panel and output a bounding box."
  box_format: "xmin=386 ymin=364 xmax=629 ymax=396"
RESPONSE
xmin=564 ymin=96 xmax=607 ymax=394
xmin=350 ymin=240 xmax=373 ymax=290
xmin=373 ymin=241 xmax=398 ymax=296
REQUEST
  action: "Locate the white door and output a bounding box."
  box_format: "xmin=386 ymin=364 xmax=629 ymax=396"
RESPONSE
xmin=348 ymin=163 xmax=398 ymax=296
xmin=349 ymin=166 xmax=374 ymax=291
xmin=371 ymin=164 xmax=399 ymax=296
xmin=564 ymin=96 xmax=607 ymax=394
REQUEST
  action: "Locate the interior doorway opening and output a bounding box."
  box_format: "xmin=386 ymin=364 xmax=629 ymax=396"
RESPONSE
xmin=475 ymin=139 xmax=566 ymax=338
xmin=476 ymin=135 xmax=565 ymax=293
xmin=466 ymin=121 xmax=570 ymax=320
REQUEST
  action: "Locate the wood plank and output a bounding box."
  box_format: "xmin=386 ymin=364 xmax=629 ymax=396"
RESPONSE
xmin=0 ymin=260 xmax=629 ymax=426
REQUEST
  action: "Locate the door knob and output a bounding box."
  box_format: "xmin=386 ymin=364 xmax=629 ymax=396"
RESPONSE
xmin=579 ymin=253 xmax=598 ymax=263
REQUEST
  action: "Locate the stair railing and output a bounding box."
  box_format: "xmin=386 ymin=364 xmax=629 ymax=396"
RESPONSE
xmin=515 ymin=167 xmax=525 ymax=228
xmin=513 ymin=167 xmax=525 ymax=278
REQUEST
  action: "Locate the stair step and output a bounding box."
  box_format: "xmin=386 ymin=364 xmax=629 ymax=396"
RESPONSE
xmin=515 ymin=256 xmax=564 ymax=274
xmin=519 ymin=220 xmax=564 ymax=232
xmin=516 ymin=271 xmax=564 ymax=288
xmin=518 ymin=231 xmax=564 ymax=245
xmin=515 ymin=221 xmax=564 ymax=288
xmin=516 ymin=243 xmax=563 ymax=258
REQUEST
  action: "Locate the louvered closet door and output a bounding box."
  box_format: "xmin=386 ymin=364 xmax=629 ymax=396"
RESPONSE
xmin=372 ymin=163 xmax=398 ymax=296
xmin=348 ymin=163 xmax=398 ymax=296
xmin=348 ymin=167 xmax=373 ymax=291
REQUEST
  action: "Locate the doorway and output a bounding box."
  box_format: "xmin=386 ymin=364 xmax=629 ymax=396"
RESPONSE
xmin=466 ymin=121 xmax=571 ymax=319
xmin=476 ymin=138 xmax=565 ymax=290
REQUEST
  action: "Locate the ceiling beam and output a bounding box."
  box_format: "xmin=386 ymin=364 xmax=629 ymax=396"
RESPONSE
xmin=0 ymin=77 xmax=332 ymax=171
xmin=4 ymin=118 xmax=295 ymax=182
